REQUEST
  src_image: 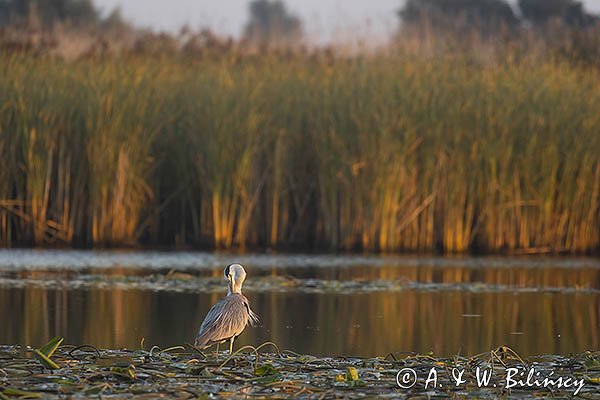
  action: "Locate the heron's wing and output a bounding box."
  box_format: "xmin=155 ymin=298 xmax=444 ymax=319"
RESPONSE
xmin=196 ymin=300 xmax=223 ymax=337
xmin=194 ymin=295 xmax=250 ymax=348
xmin=242 ymin=295 xmax=260 ymax=326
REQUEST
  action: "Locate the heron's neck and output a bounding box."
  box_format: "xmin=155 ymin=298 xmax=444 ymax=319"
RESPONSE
xmin=228 ymin=280 xmax=242 ymax=295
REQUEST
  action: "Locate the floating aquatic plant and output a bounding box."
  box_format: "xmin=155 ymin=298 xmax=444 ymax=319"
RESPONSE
xmin=32 ymin=336 xmax=63 ymax=370
xmin=0 ymin=341 xmax=598 ymax=399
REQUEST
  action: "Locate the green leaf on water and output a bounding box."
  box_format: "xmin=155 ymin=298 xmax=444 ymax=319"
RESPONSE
xmin=38 ymin=336 xmax=63 ymax=358
xmin=254 ymin=364 xmax=280 ymax=377
xmin=110 ymin=366 xmax=136 ymax=380
xmin=584 ymin=357 xmax=600 ymax=370
xmin=55 ymin=378 xmax=76 ymax=385
xmin=32 ymin=349 xmax=60 ymax=370
xmin=254 ymin=364 xmax=282 ymax=384
xmin=1 ymin=388 xmax=42 ymax=399
xmin=360 ymin=360 xmax=378 ymax=368
xmin=187 ymin=366 xmax=215 ymax=378
xmin=97 ymin=356 xmax=134 ymax=367
xmin=82 ymin=385 xmax=109 ymax=395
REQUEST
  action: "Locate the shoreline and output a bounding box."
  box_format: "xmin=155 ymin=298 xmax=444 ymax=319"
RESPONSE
xmin=1 ymin=342 xmax=597 ymax=399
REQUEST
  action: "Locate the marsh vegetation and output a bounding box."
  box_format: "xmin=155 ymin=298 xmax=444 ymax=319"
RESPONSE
xmin=0 ymin=338 xmax=599 ymax=398
xmin=0 ymin=44 xmax=598 ymax=253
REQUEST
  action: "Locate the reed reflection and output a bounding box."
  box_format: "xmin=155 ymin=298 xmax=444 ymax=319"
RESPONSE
xmin=0 ymin=286 xmax=597 ymax=357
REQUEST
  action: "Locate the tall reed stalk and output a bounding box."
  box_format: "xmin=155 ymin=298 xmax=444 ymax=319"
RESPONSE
xmin=0 ymin=51 xmax=597 ymax=253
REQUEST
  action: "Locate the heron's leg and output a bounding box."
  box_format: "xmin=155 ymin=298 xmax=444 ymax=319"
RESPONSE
xmin=216 ymin=343 xmax=219 ymax=355
xmin=229 ymin=337 xmax=234 ymax=354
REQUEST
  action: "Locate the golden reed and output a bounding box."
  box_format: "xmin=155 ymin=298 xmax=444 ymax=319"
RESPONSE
xmin=0 ymin=49 xmax=598 ymax=253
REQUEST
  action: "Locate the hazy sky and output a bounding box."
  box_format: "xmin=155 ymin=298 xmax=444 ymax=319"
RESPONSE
xmin=94 ymin=0 xmax=600 ymax=43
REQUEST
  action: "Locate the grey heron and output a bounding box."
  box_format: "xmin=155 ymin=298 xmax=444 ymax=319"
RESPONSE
xmin=194 ymin=264 xmax=259 ymax=354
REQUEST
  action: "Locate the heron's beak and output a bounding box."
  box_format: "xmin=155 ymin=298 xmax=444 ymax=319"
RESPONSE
xmin=226 ymin=274 xmax=234 ymax=295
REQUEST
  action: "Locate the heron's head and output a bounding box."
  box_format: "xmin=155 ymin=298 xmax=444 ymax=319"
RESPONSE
xmin=224 ymin=263 xmax=246 ymax=294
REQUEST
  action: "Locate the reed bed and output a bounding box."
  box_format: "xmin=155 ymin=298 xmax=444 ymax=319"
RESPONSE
xmin=0 ymin=50 xmax=598 ymax=253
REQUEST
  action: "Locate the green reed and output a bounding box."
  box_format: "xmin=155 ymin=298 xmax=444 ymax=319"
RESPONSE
xmin=0 ymin=51 xmax=598 ymax=253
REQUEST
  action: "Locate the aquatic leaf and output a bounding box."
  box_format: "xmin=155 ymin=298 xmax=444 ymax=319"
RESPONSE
xmin=188 ymin=366 xmax=215 ymax=378
xmin=32 ymin=349 xmax=60 ymax=370
xmin=1 ymin=388 xmax=42 ymax=399
xmin=584 ymin=357 xmax=600 ymax=370
xmin=254 ymin=364 xmax=280 ymax=377
xmin=586 ymin=376 xmax=600 ymax=384
xmin=97 ymin=356 xmax=135 ymax=367
xmin=360 ymin=360 xmax=378 ymax=368
xmin=345 ymin=367 xmax=359 ymax=381
xmin=82 ymin=384 xmax=109 ymax=395
xmin=344 ymin=367 xmax=365 ymax=387
xmin=55 ymin=378 xmax=76 ymax=385
xmin=38 ymin=336 xmax=64 ymax=358
xmin=297 ymin=355 xmax=317 ymax=362
xmin=109 ymin=366 xmax=136 ymax=380
xmin=254 ymin=364 xmax=282 ymax=384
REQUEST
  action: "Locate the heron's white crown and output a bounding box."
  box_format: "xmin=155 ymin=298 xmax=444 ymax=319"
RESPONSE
xmin=225 ymin=263 xmax=247 ymax=294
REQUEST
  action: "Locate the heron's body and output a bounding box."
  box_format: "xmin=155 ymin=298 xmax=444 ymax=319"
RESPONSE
xmin=194 ymin=264 xmax=259 ymax=353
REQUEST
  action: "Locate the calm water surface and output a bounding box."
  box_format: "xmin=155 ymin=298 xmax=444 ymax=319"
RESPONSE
xmin=0 ymin=250 xmax=598 ymax=357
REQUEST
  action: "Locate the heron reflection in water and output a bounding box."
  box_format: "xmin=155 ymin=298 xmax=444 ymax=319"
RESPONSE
xmin=194 ymin=264 xmax=259 ymax=354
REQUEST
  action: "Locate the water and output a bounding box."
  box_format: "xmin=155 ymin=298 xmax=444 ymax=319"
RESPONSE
xmin=0 ymin=250 xmax=598 ymax=357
